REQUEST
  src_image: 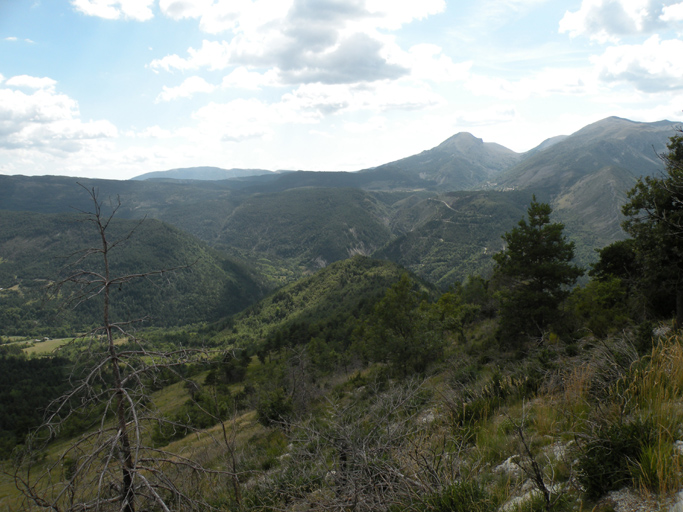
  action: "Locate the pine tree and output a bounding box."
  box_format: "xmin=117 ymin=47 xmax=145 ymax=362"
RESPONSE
xmin=493 ymin=196 xmax=582 ymax=343
xmin=622 ymin=133 xmax=683 ymax=328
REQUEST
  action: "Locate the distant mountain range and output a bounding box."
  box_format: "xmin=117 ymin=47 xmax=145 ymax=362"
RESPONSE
xmin=0 ymin=116 xmax=678 ymax=327
xmin=132 ymin=166 xmax=275 ymax=181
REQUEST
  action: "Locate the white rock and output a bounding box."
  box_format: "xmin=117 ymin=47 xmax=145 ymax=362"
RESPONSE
xmin=493 ymin=456 xmax=523 ymax=478
xmin=669 ymin=491 xmax=683 ymax=512
xmin=674 ymin=440 xmax=683 ymax=456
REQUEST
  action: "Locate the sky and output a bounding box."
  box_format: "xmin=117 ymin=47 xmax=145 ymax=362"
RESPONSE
xmin=1 ymin=0 xmax=682 ymax=180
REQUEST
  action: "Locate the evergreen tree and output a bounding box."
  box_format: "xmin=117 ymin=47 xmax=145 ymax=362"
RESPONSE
xmin=622 ymin=133 xmax=683 ymax=327
xmin=362 ymin=274 xmax=443 ymax=375
xmin=493 ymin=196 xmax=582 ymax=342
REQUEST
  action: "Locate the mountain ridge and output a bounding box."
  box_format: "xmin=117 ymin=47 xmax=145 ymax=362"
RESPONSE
xmin=0 ymin=115 xmax=679 ymax=294
xmin=132 ymin=166 xmax=275 ymax=181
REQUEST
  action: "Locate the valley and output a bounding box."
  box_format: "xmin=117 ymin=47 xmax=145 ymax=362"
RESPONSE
xmin=1 ymin=116 xmax=682 ymax=511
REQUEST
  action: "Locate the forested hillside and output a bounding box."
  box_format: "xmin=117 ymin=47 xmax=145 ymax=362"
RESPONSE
xmin=0 ymin=208 xmax=268 ymax=335
xmin=0 ymin=118 xmax=677 ymax=288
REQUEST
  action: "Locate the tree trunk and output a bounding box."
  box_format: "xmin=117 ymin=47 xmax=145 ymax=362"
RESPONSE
xmin=102 ymin=221 xmax=135 ymax=512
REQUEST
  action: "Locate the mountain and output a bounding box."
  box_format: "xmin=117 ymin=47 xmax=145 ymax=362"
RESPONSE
xmin=497 ymin=117 xmax=672 ymax=192
xmin=0 ymin=209 xmax=269 ymax=335
xmin=359 ymin=132 xmax=523 ymax=190
xmin=495 ymin=117 xmax=677 ymax=246
xmin=132 ymin=166 xmax=274 ymax=181
xmin=373 ymin=190 xmax=532 ymax=286
xmin=0 ymin=116 xmax=678 ymax=295
xmin=213 ymin=256 xmax=416 ymax=350
xmin=522 ymin=135 xmax=569 ymax=158
xmin=214 ymin=187 xmax=395 ymax=270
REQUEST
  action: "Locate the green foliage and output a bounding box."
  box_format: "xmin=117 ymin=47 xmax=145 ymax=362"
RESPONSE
xmin=632 ymin=439 xmax=683 ymax=494
xmin=375 ymin=190 xmax=531 ymax=287
xmin=217 ymin=187 xmax=393 ymax=269
xmin=433 ymin=290 xmax=480 ymax=341
xmin=0 ymin=354 xmax=70 ymax=458
xmin=256 ymin=388 xmax=293 ymax=428
xmin=419 ymin=481 xmax=495 ymax=512
xmin=569 ymin=277 xmax=630 ymax=337
xmin=152 ymin=383 xmax=237 ymax=446
xmin=360 ymin=274 xmax=444 ymax=375
xmin=0 ymin=209 xmax=267 ymax=334
xmin=205 ymin=352 xmax=250 ymax=386
xmin=589 ymin=239 xmax=638 ymax=283
xmin=219 ymin=256 xmax=409 ymax=358
xmin=448 ymin=367 xmax=533 ymax=429
xmin=493 ymin=196 xmax=583 ymax=343
xmin=622 ymin=133 xmax=683 ymax=326
xmin=577 ymin=419 xmax=655 ymax=499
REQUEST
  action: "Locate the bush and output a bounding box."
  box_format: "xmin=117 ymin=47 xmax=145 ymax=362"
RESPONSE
xmin=256 ymin=388 xmax=293 ymax=428
xmin=577 ymin=419 xmax=655 ymax=499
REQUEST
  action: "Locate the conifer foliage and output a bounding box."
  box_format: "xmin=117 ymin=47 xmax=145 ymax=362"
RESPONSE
xmin=493 ymin=196 xmax=583 ymax=342
xmin=622 ymin=132 xmax=683 ymax=328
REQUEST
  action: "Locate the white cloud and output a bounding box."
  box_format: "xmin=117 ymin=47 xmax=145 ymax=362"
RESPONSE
xmin=4 ymin=37 xmax=18 ymax=42
xmin=0 ymin=76 xmax=117 ymax=153
xmin=559 ymin=0 xmax=681 ymax=42
xmin=158 ymin=0 xmax=214 ymax=20
xmin=592 ymin=35 xmax=683 ymax=91
xmin=221 ymin=67 xmax=280 ymax=89
xmin=159 ymin=0 xmax=291 ymax=34
xmin=400 ymin=44 xmax=472 ymax=82
xmin=70 ymin=0 xmax=155 ymax=21
xmin=343 ymin=115 xmax=387 ymax=134
xmin=465 ymin=67 xmax=597 ymax=99
xmin=156 ymin=76 xmax=216 ymax=102
xmin=362 ymin=0 xmax=445 ymax=29
xmin=192 ymin=98 xmax=281 ymax=142
xmin=185 ymin=77 xmax=444 ymax=145
xmin=150 ymin=40 xmax=231 ymax=72
xmin=454 ymin=106 xmax=520 ymax=127
xmin=130 ymin=125 xmax=175 ymax=138
xmin=281 ymin=81 xmax=444 ymax=116
xmin=6 ymin=75 xmax=57 ymax=90
xmin=151 ymin=0 xmax=452 ymax=86
xmin=660 ymin=1 xmax=683 ymax=20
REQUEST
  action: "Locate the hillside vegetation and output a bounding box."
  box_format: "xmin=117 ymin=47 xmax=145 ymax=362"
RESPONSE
xmin=0 ymin=209 xmax=268 ymax=335
xmin=0 ymin=118 xmax=677 ymax=289
xmin=1 ymin=117 xmax=683 ymax=511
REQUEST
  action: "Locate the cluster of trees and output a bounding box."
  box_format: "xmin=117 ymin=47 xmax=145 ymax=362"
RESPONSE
xmin=487 ymin=129 xmax=683 ymax=344
xmin=0 ymin=354 xmax=70 ymax=458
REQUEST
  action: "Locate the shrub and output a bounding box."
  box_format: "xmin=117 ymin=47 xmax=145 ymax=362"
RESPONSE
xmin=256 ymin=388 xmax=293 ymax=428
xmin=577 ymin=419 xmax=655 ymax=499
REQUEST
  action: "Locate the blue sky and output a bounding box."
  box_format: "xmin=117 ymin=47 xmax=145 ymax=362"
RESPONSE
xmin=1 ymin=0 xmax=682 ymax=179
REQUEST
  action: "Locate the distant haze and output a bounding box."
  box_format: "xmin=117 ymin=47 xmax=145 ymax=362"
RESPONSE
xmin=132 ymin=167 xmax=274 ymax=181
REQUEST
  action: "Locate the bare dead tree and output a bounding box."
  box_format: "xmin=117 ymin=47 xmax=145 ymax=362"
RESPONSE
xmin=13 ymin=186 xmax=239 ymax=512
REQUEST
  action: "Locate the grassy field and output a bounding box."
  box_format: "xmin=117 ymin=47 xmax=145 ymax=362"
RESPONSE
xmin=22 ymin=338 xmax=75 ymax=355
